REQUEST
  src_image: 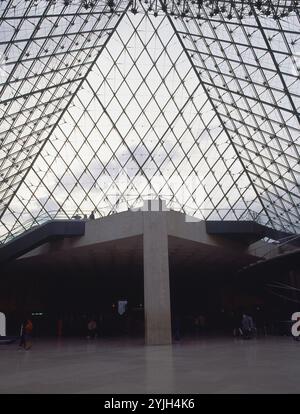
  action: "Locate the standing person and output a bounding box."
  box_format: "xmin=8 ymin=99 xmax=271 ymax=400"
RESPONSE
xmin=172 ymin=315 xmax=181 ymax=341
xmin=19 ymin=319 xmax=26 ymax=349
xmin=194 ymin=314 xmax=206 ymax=335
xmin=19 ymin=319 xmax=33 ymax=350
xmin=232 ymin=312 xmax=243 ymax=337
xmin=241 ymin=313 xmax=255 ymax=339
xmin=87 ymin=319 xmax=97 ymax=339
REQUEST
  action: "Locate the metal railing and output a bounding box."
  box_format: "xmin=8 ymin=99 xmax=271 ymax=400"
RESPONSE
xmin=0 ymin=202 xmax=270 ymax=245
xmin=0 ymin=210 xmax=92 ymax=245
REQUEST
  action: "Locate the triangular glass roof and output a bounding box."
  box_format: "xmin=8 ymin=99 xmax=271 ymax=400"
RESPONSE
xmin=0 ymin=1 xmax=300 ymax=242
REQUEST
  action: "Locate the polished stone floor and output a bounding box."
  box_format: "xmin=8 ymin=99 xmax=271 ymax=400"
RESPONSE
xmin=0 ymin=336 xmax=299 ymax=394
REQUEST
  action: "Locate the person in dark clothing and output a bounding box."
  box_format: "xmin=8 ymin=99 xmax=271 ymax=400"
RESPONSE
xmin=172 ymin=316 xmax=181 ymax=341
xmin=19 ymin=319 xmax=33 ymax=350
xmin=19 ymin=321 xmax=26 ymax=348
xmin=87 ymin=319 xmax=97 ymax=339
xmin=241 ymin=314 xmax=255 ymax=339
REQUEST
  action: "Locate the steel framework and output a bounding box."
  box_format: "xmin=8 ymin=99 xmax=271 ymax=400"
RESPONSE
xmin=0 ymin=0 xmax=299 ymax=242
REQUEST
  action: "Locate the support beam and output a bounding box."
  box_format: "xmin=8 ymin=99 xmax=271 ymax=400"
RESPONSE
xmin=143 ymin=208 xmax=172 ymax=345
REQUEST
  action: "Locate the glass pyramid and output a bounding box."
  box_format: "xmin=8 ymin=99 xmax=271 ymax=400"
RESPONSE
xmin=0 ymin=0 xmax=300 ymax=243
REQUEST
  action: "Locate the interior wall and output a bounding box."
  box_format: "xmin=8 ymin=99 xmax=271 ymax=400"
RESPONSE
xmin=1 ymin=245 xmax=299 ymax=338
xmin=169 ymin=261 xmax=298 ymax=336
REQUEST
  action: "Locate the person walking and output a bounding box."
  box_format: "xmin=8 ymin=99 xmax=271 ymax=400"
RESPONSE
xmin=19 ymin=320 xmax=26 ymax=348
xmin=19 ymin=319 xmax=33 ymax=350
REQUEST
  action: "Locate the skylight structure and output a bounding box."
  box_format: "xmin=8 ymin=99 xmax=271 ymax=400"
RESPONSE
xmin=0 ymin=0 xmax=299 ymax=243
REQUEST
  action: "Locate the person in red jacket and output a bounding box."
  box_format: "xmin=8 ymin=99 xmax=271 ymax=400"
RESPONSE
xmin=19 ymin=319 xmax=33 ymax=350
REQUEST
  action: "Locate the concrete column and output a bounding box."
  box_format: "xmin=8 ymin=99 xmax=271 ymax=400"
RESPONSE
xmin=143 ymin=208 xmax=172 ymax=345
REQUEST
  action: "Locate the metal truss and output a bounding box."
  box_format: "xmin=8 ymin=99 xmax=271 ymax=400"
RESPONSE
xmin=167 ymin=1 xmax=300 ymax=233
xmin=0 ymin=0 xmax=299 ymax=242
